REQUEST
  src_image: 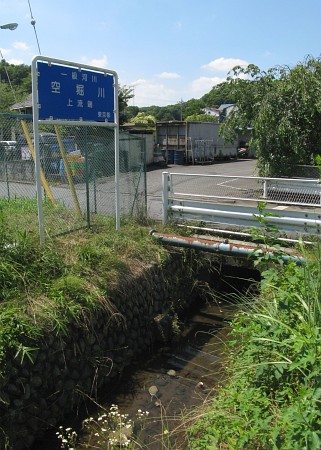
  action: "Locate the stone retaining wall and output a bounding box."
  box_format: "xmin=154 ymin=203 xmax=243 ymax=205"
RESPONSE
xmin=0 ymin=249 xmax=197 ymax=449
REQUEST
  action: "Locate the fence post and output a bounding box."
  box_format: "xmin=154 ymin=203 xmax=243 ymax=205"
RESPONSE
xmin=263 ymin=179 xmax=268 ymax=198
xmin=4 ymin=161 xmax=10 ymax=199
xmin=143 ymin=138 xmax=147 ymax=216
xmin=162 ymin=171 xmax=169 ymax=225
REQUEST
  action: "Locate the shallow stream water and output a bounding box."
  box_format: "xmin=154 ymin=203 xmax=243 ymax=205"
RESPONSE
xmin=33 ymin=266 xmax=258 ymax=449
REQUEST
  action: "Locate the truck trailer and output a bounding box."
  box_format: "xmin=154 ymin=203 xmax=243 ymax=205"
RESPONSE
xmin=156 ymin=121 xmax=238 ymax=165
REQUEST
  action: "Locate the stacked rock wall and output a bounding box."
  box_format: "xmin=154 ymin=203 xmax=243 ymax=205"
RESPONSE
xmin=0 ymin=249 xmax=196 ymax=449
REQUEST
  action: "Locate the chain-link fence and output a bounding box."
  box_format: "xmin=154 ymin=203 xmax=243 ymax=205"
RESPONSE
xmin=0 ymin=114 xmax=146 ymax=239
xmin=167 ymin=172 xmax=321 ymax=207
xmin=291 ymin=165 xmax=321 ymax=178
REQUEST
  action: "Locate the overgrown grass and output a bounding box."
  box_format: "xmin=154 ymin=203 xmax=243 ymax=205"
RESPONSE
xmin=188 ymin=241 xmax=321 ymax=449
xmin=0 ymin=198 xmax=170 ymax=380
xmin=6 ymin=197 xmax=321 ymax=448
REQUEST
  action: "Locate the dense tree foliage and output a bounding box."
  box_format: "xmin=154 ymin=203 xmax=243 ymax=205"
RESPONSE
xmin=139 ymin=100 xmax=201 ymax=121
xmin=201 ymin=82 xmax=236 ymax=107
xmin=125 ymin=105 xmax=139 ymax=122
xmin=183 ymin=98 xmax=205 ymax=117
xmin=118 ymin=85 xmax=134 ymax=124
xmin=0 ymin=61 xmax=30 ymax=88
xmin=0 ymin=60 xmax=31 ymax=113
xmin=221 ymin=56 xmax=321 ymax=176
xmin=140 ymin=104 xmax=183 ymax=121
xmin=185 ymin=113 xmax=218 ymax=122
xmin=131 ymin=111 xmax=156 ymax=124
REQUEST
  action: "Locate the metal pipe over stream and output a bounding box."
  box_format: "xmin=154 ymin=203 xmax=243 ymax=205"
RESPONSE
xmin=150 ymin=231 xmax=304 ymax=264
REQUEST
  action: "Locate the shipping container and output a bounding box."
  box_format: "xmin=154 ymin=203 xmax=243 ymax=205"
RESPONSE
xmin=156 ymin=121 xmax=238 ymax=165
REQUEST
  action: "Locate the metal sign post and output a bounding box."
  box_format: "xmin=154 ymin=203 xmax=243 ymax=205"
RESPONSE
xmin=31 ymin=56 xmax=120 ymax=243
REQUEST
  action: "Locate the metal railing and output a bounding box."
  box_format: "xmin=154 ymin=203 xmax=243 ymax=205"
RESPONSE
xmin=163 ymin=172 xmax=321 ymax=206
xmin=162 ymin=172 xmax=321 ymax=236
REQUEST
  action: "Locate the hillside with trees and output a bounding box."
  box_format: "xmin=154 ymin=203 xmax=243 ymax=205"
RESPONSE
xmin=0 ymin=60 xmax=31 ymax=113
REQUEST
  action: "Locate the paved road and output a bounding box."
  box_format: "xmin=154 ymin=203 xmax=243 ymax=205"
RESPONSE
xmin=0 ymin=158 xmax=257 ymax=222
xmin=146 ymin=158 xmax=257 ymax=221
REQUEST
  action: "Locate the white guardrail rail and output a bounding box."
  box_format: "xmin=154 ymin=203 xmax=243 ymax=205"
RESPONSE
xmin=162 ymin=172 xmax=321 ymax=236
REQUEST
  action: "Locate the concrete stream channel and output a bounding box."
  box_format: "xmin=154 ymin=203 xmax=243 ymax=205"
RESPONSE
xmin=32 ymin=262 xmax=259 ymax=450
xmin=33 ymin=160 xmax=259 ymax=450
xmin=31 ymin=161 xmax=261 ymax=448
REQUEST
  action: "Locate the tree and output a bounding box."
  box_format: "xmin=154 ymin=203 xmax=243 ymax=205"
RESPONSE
xmin=118 ymin=85 xmax=134 ymax=124
xmin=140 ymin=105 xmax=162 ymax=120
xmin=125 ymin=105 xmax=139 ymax=121
xmin=131 ymin=112 xmax=156 ymax=125
xmin=0 ymin=60 xmax=31 ymax=113
xmin=0 ymin=60 xmax=31 ymax=88
xmin=183 ymin=98 xmax=205 ymax=118
xmin=141 ymin=103 xmax=185 ymax=121
xmin=201 ymin=81 xmax=236 ymax=108
xmin=185 ymin=113 xmax=218 ymax=122
xmin=221 ymin=56 xmax=321 ymax=176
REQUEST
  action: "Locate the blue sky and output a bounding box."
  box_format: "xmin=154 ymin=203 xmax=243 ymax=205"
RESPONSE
xmin=1 ymin=0 xmax=321 ymax=107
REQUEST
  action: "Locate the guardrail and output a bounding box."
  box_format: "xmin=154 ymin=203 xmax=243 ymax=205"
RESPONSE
xmin=162 ymin=172 xmax=321 ymax=236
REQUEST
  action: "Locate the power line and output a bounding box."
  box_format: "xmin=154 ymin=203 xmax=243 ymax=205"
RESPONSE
xmin=27 ymin=0 xmax=41 ymax=54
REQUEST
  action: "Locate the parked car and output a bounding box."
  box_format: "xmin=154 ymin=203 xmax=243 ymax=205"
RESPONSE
xmin=237 ymin=146 xmax=249 ymax=158
xmin=16 ymin=133 xmax=78 ymax=176
xmin=0 ymin=140 xmax=18 ymax=160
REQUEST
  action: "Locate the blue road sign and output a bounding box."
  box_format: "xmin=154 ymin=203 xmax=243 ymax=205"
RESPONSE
xmin=37 ymin=61 xmax=115 ymax=122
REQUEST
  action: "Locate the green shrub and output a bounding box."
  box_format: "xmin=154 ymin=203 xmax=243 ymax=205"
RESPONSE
xmin=189 ymin=245 xmax=321 ymax=449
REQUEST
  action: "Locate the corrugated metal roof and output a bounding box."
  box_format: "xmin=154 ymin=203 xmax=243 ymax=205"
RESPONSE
xmin=218 ymin=103 xmax=234 ymax=111
xmin=10 ymin=93 xmax=32 ymax=111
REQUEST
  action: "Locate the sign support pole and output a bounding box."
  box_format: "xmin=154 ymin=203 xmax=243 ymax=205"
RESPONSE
xmin=114 ymin=74 xmax=120 ymax=231
xmin=31 ymin=57 xmax=45 ymax=245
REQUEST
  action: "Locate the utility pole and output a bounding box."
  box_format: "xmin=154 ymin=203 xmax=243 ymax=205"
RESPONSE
xmin=179 ymin=98 xmax=184 ymax=120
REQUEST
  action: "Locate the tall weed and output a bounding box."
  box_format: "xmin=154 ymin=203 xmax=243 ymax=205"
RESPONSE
xmin=189 ymin=240 xmax=321 ymax=449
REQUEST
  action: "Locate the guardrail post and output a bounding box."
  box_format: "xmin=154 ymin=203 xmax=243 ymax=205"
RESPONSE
xmin=162 ymin=171 xmax=169 ymax=225
xmin=263 ymin=179 xmax=268 ymax=198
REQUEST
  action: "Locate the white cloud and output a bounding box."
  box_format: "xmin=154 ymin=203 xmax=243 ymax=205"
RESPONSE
xmin=7 ymin=58 xmax=24 ymax=65
xmin=81 ymin=55 xmax=108 ymax=68
xmin=0 ymin=48 xmax=11 ymax=57
xmin=129 ymin=78 xmax=177 ymax=106
xmin=157 ymin=72 xmax=181 ymax=79
xmin=13 ymin=41 xmax=30 ymax=52
xmin=202 ymin=57 xmax=249 ymax=73
xmin=130 ymin=78 xmax=147 ymax=87
xmin=190 ymin=76 xmax=227 ymax=97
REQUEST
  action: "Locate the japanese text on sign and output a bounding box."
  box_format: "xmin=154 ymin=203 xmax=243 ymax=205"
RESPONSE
xmin=37 ymin=62 xmax=115 ymax=122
